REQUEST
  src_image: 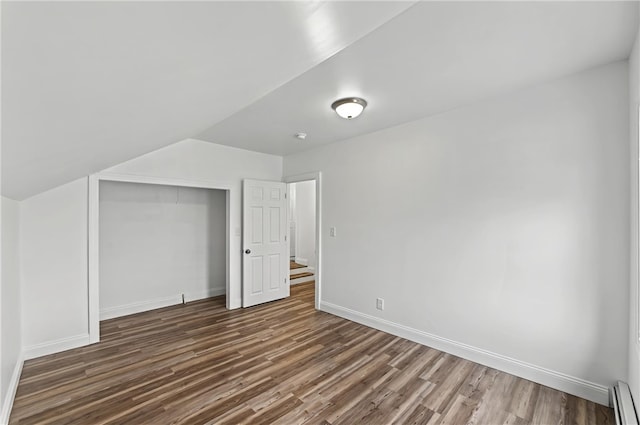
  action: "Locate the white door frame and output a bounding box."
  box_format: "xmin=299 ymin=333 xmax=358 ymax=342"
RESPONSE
xmin=88 ymin=172 xmax=232 ymax=343
xmin=284 ymin=172 xmax=322 ymax=310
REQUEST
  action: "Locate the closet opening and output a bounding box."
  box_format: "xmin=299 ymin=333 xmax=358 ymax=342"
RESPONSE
xmin=94 ymin=179 xmax=229 ymax=328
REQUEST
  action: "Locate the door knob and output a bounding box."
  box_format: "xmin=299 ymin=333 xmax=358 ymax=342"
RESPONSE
xmin=245 ymin=249 xmax=251 ymax=254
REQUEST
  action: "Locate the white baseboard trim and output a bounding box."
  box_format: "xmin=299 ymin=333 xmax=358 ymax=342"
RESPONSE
xmin=319 ymin=301 xmax=610 ymax=406
xmin=23 ymin=334 xmax=91 ymax=361
xmin=295 ymin=257 xmax=308 ymax=266
xmin=101 ymin=288 xmax=227 ymax=320
xmin=185 ymin=287 xmax=225 ymax=302
xmin=0 ymin=354 xmax=24 ymax=425
xmin=100 ymin=295 xmax=182 ymax=320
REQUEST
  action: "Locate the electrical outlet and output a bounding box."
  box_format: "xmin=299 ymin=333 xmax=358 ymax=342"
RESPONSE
xmin=376 ymin=298 xmax=384 ymax=311
xmin=330 ymin=227 xmax=337 ymax=237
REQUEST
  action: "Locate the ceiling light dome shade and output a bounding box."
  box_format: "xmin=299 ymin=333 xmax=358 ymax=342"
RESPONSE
xmin=331 ymin=97 xmax=367 ymax=119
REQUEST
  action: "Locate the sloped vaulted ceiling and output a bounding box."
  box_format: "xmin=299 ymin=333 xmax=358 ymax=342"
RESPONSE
xmin=1 ymin=1 xmax=414 ymax=200
xmin=2 ymin=1 xmax=638 ymax=200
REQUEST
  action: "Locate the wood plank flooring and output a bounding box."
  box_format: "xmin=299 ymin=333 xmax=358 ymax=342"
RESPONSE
xmin=11 ymin=282 xmax=613 ymax=424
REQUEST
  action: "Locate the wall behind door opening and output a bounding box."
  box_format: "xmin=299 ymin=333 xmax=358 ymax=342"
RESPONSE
xmin=99 ymin=181 xmax=226 ymax=319
xmin=288 ymin=183 xmax=296 ymax=259
xmin=289 ymin=180 xmax=316 ymax=270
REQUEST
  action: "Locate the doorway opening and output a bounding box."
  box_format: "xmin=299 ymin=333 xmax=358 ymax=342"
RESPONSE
xmin=285 ymin=172 xmax=321 ymax=309
xmin=288 ymin=180 xmax=316 ymax=285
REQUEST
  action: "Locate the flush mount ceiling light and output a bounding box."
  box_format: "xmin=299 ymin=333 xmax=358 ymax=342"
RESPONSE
xmin=331 ymin=97 xmax=367 ymax=120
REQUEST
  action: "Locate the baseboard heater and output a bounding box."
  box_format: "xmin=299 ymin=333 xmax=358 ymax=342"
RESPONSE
xmin=612 ymin=381 xmax=639 ymax=425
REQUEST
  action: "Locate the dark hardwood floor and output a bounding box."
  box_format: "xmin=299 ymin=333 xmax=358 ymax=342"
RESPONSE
xmin=11 ymin=282 xmax=613 ymax=424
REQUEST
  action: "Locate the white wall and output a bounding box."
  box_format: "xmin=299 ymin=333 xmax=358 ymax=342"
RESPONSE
xmin=1 ymin=197 xmax=21 ymax=418
xmin=99 ymin=181 xmax=226 ymax=318
xmin=284 ymin=61 xmax=629 ymax=403
xmin=629 ymin=24 xmax=640 ymax=406
xmin=20 ymin=177 xmax=89 ymax=357
xmin=293 ymin=181 xmax=316 ymax=269
xmin=289 ymin=184 xmax=296 ymax=257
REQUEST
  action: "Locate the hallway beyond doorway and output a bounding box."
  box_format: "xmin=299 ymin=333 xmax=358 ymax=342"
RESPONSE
xmin=290 ymin=260 xmax=314 ymax=285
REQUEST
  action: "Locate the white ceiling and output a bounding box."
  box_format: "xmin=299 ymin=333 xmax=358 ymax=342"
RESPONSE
xmin=1 ymin=1 xmax=413 ymax=200
xmin=2 ymin=2 xmax=638 ymax=200
xmin=197 ymin=1 xmax=639 ymax=156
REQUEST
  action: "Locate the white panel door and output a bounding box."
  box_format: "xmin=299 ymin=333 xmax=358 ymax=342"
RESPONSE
xmin=242 ymin=179 xmax=289 ymax=307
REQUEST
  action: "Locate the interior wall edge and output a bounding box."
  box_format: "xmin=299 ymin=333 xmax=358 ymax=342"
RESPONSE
xmin=320 ymin=300 xmax=610 ymax=406
xmin=0 ymin=354 xmax=23 ymax=425
xmin=627 ymin=15 xmax=640 ymax=409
